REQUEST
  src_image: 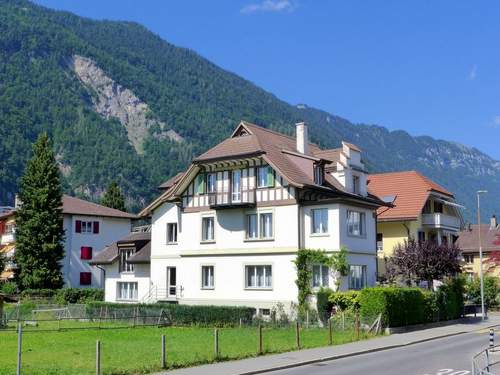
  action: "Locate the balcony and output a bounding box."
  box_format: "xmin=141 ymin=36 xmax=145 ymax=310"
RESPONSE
xmin=422 ymin=213 xmax=461 ymax=230
xmin=208 ymin=189 xmax=256 ymax=209
xmin=0 ymin=232 xmax=15 ymax=245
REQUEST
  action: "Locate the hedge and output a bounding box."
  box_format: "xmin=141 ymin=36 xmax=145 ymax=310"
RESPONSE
xmin=86 ymin=302 xmax=255 ymax=327
xmin=20 ymin=288 xmax=104 ymax=304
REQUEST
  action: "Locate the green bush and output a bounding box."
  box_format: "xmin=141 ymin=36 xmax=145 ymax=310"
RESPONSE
xmin=0 ymin=281 xmax=17 ymax=295
xmin=55 ymin=288 xmax=104 ymax=304
xmin=435 ymin=278 xmax=465 ymax=320
xmin=20 ymin=288 xmax=56 ymax=301
xmin=466 ymin=276 xmax=500 ymax=308
xmin=328 ymin=291 xmax=360 ymax=311
xmin=86 ymin=302 xmax=255 ymax=327
xmin=316 ymin=287 xmax=334 ymax=324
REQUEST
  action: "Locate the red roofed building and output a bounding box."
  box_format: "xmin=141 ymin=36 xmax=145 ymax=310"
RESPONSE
xmin=367 ymin=171 xmax=464 ymax=277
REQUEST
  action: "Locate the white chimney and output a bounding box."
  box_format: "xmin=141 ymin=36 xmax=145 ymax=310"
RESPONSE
xmin=296 ymin=122 xmax=309 ymax=154
xmin=491 ymin=215 xmax=497 ymax=229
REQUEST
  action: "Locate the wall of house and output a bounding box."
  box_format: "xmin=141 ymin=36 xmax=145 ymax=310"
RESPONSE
xmin=64 ymin=215 xmax=131 ymax=288
xmin=102 ymin=262 xmax=151 ymax=302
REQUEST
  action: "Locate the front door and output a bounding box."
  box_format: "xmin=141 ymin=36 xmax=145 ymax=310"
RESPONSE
xmin=167 ymin=267 xmax=177 ymax=298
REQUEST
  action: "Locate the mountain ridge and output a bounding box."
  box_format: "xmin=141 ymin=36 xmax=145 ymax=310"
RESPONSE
xmin=0 ymin=0 xmax=498 ymax=221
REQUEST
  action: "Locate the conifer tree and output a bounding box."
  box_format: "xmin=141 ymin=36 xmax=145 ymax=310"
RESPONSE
xmin=101 ymin=181 xmax=126 ymax=212
xmin=15 ymin=133 xmax=65 ymax=290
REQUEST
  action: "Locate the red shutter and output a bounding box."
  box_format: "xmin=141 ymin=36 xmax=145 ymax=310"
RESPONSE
xmin=80 ymin=272 xmax=91 ymax=285
xmin=80 ymin=247 xmax=93 ymax=260
xmin=0 ymin=221 xmax=4 ymax=234
xmin=75 ymin=220 xmax=82 ymax=233
xmin=93 ymin=221 xmax=99 ymax=234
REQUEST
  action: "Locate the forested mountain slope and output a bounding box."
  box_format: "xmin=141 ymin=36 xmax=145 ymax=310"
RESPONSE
xmin=1 ymin=0 xmax=498 ymax=220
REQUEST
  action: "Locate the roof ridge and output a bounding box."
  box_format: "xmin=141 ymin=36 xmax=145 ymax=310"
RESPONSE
xmin=241 ymin=121 xmax=321 ymax=149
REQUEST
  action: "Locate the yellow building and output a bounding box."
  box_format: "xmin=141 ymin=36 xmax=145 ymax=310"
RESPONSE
xmin=367 ymin=171 xmax=464 ymax=278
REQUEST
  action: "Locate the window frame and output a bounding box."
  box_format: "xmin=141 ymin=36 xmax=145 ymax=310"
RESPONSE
xmin=201 ymin=216 xmax=215 ymax=243
xmin=119 ymin=248 xmax=135 ymax=273
xmin=206 ymin=172 xmax=217 ymax=194
xmin=244 ymin=264 xmax=273 ymax=290
xmin=311 ymin=208 xmax=329 ymax=235
xmin=314 ymin=165 xmax=324 ymax=185
xmin=348 ymin=265 xmax=367 ymax=290
xmin=116 ymin=281 xmax=138 ymax=301
xmin=81 ymin=221 xmax=93 ymax=234
xmin=352 ymin=175 xmax=360 ymax=194
xmin=257 ymin=166 xmax=275 ymax=188
xmin=312 ymin=264 xmax=330 ymax=288
xmin=376 ymin=233 xmax=383 ymax=252
xmin=166 ymin=222 xmax=178 ymax=244
xmin=245 ymin=210 xmax=274 ymax=241
xmin=201 ymin=265 xmax=215 ymax=290
xmin=346 ymin=210 xmax=366 ymax=237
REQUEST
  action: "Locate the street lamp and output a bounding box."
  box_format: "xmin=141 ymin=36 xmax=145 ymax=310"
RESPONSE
xmin=477 ymin=190 xmax=488 ymax=320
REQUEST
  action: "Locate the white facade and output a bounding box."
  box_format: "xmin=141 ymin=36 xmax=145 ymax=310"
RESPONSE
xmin=63 ymin=214 xmax=131 ymax=288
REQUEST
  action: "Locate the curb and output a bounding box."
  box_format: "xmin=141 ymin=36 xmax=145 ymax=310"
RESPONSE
xmin=237 ymin=322 xmax=500 ymax=375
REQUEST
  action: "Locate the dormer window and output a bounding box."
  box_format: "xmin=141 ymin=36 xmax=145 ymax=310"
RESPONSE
xmin=314 ymin=165 xmax=324 ymax=185
xmin=352 ymin=175 xmax=360 ymax=194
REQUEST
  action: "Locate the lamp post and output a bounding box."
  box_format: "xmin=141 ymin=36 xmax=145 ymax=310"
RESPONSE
xmin=477 ymin=190 xmax=488 ymax=320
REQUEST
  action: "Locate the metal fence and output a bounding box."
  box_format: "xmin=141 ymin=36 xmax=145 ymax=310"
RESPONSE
xmin=472 ymin=334 xmax=500 ymax=375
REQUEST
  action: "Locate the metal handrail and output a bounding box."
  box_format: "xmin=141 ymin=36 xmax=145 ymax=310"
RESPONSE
xmin=472 ymin=344 xmax=500 ymax=375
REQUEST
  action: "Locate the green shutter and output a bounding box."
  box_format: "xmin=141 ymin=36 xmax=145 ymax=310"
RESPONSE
xmin=267 ymin=167 xmax=275 ymax=187
xmin=196 ymin=174 xmax=205 ymax=194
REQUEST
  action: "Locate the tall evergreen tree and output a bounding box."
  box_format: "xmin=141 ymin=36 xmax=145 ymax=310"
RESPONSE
xmin=15 ymin=133 xmax=65 ymax=290
xmin=101 ymin=181 xmax=127 ymax=212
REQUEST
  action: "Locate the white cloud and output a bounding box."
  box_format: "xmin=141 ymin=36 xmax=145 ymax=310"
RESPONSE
xmin=241 ymin=0 xmax=296 ymax=14
xmin=469 ymin=64 xmax=477 ymax=80
xmin=493 ymin=116 xmax=500 ymax=128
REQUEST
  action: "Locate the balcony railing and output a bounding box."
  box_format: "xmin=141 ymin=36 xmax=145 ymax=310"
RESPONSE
xmin=207 ymin=189 xmax=256 ymax=209
xmin=422 ymin=213 xmax=461 ymax=230
xmin=0 ymin=232 xmax=15 ymax=245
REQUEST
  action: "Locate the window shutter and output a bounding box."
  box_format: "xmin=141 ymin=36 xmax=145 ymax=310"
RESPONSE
xmin=195 ymin=174 xmax=205 ymax=194
xmin=93 ymin=221 xmax=99 ymax=234
xmin=0 ymin=222 xmax=4 ymax=234
xmin=80 ymin=247 xmax=93 ymax=260
xmin=80 ymin=272 xmax=91 ymax=286
xmin=267 ymin=168 xmax=275 ymax=187
xmin=75 ymin=220 xmax=82 ymax=233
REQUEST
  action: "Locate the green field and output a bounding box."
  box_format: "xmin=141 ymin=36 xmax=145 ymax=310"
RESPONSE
xmin=0 ymin=324 xmax=376 ymax=375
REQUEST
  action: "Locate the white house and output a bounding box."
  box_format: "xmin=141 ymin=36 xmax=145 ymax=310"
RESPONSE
xmin=93 ymin=121 xmax=387 ymax=314
xmin=0 ymin=195 xmax=135 ymax=288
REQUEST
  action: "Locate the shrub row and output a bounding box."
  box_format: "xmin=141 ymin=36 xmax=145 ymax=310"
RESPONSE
xmin=86 ymin=302 xmax=255 ymax=327
xmin=19 ymin=288 xmax=104 ymax=304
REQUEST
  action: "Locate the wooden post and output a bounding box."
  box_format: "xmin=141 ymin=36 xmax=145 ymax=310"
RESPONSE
xmin=328 ymin=318 xmax=333 ymax=345
xmin=239 ymin=318 xmax=242 ymax=328
xmin=295 ymin=321 xmax=301 ymax=350
xmin=258 ymin=324 xmax=263 ymax=354
xmin=16 ymin=323 xmax=22 ymax=375
xmin=161 ymin=334 xmax=166 ymax=369
xmin=214 ymin=329 xmax=219 ymax=359
xmin=96 ymin=340 xmax=101 ymax=375
xmin=306 ymin=310 xmax=309 ymax=329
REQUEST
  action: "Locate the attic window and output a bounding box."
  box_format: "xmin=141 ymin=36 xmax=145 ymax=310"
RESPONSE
xmin=234 ymin=128 xmax=250 ymax=137
xmin=314 ymin=165 xmax=324 ymax=185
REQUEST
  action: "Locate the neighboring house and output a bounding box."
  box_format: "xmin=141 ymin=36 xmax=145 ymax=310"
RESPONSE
xmin=0 ymin=209 xmax=16 ymax=281
xmin=456 ymin=216 xmax=500 ymax=278
xmin=93 ymin=121 xmax=387 ymax=313
xmin=367 ymin=171 xmax=464 ymax=278
xmin=0 ymin=195 xmax=135 ymax=288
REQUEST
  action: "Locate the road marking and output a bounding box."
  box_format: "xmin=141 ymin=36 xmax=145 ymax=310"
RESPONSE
xmin=423 ymin=369 xmax=470 ymax=375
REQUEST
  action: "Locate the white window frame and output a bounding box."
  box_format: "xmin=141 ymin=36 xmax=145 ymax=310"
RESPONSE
xmin=314 ymin=165 xmax=324 ymax=185
xmin=311 ymin=208 xmax=328 ymax=235
xmin=201 ymin=216 xmax=215 ymax=243
xmin=347 ymin=210 xmax=365 ymax=237
xmin=81 ymin=221 xmax=93 ymax=234
xmin=206 ymin=172 xmax=216 ymax=193
xmin=352 ymin=175 xmax=360 ymax=194
xmin=117 ymin=281 xmax=138 ymax=301
xmin=246 ymin=213 xmax=258 ymax=239
xmin=257 ymin=165 xmax=273 ymax=188
xmin=167 ymin=222 xmax=178 ymax=244
xmin=119 ymin=248 xmax=135 ymax=273
xmin=348 ymin=265 xmax=367 ymax=290
xmin=312 ymin=264 xmax=329 ymax=288
xmin=232 ymin=169 xmax=242 ymax=202
xmin=201 ymin=265 xmax=215 ymax=289
xmin=245 ymin=265 xmax=273 ymax=289
xmin=245 ymin=210 xmax=274 ymax=241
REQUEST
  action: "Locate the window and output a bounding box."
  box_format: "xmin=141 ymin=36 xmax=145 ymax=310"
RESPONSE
xmin=81 ymin=221 xmax=92 ymax=234
xmin=260 ymin=213 xmax=273 ymax=239
xmin=418 ymin=231 xmax=426 ymax=243
xmin=5 ymin=223 xmax=15 ymax=234
xmin=80 ymin=272 xmax=91 ymax=286
xmin=76 ymin=220 xmax=99 ymax=234
xmin=376 ymin=233 xmax=383 ymax=251
xmin=312 ymin=265 xmax=329 ymax=288
xmin=117 ymin=282 xmax=138 ymax=301
xmin=314 ymin=165 xmax=324 ymax=185
xmin=206 ymin=173 xmax=216 ymax=193
xmin=423 ymin=200 xmax=432 ymax=214
xmin=259 ymin=308 xmax=271 ymax=317
xmin=257 ymin=166 xmax=274 ymax=188
xmin=202 ymin=217 xmax=215 ymax=242
xmin=434 ymin=201 xmax=444 ymax=213
xmin=464 ymin=254 xmax=474 ymax=264
xmin=347 ymin=211 xmax=365 ymax=237
xmin=352 ymin=175 xmax=360 ymax=194
xmin=119 ymin=248 xmax=135 ymax=273
xmin=247 ymin=214 xmax=258 ymax=239
xmin=80 ymin=246 xmax=93 ymax=260
xmin=201 ymin=265 xmax=215 ymax=289
xmin=167 ymin=223 xmax=178 ymax=244
xmin=232 ymin=170 xmax=242 ymax=202
xmin=349 ymin=265 xmax=367 ymax=290
xmin=195 ymin=173 xmax=205 ymax=195
xmin=311 ymin=208 xmax=328 ymax=234
xmin=245 ymin=265 xmax=272 ymax=289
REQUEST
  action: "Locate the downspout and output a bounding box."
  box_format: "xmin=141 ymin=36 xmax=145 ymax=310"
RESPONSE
xmin=375 ymin=211 xmax=379 ymax=283
xmin=297 ymin=202 xmax=303 ymax=250
xmin=95 ymin=265 xmax=106 ymax=298
xmin=402 ymin=222 xmax=411 ymax=238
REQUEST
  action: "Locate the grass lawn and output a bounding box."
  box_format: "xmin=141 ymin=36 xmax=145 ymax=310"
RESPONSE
xmin=0 ymin=324 xmax=376 ymax=375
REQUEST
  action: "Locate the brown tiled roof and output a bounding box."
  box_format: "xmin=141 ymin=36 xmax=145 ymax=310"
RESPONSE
xmin=368 ymin=171 xmax=454 ymax=221
xmin=343 ymin=142 xmax=361 ymax=152
xmin=158 ymin=172 xmax=185 ymax=190
xmin=90 ymin=232 xmax=151 ymax=265
xmin=456 ymin=224 xmax=500 ymax=253
xmin=127 ymin=242 xmax=151 ymax=264
xmin=0 ymin=210 xmax=15 ymax=221
xmin=62 ymin=195 xmax=136 ymax=219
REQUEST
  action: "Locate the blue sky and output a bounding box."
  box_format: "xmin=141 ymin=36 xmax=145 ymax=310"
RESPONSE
xmin=34 ymin=0 xmax=500 ymax=159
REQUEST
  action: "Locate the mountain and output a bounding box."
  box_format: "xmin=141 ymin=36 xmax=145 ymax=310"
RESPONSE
xmin=0 ymin=0 xmax=498 ymax=220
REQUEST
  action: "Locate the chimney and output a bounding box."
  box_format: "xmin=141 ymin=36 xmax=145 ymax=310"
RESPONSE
xmin=14 ymin=194 xmax=22 ymax=209
xmin=296 ymin=122 xmax=309 ymax=154
xmin=491 ymin=215 xmax=497 ymax=229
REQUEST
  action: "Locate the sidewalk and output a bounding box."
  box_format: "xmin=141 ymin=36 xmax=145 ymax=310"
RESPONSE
xmin=158 ymin=315 xmax=500 ymax=375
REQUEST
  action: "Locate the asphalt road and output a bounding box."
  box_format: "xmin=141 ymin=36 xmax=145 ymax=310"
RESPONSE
xmin=265 ymin=330 xmax=500 ymax=375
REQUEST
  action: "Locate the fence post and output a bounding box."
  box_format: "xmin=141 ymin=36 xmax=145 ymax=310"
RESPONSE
xmin=490 ymin=328 xmax=495 ymax=349
xmin=295 ymin=321 xmax=301 ymax=350
xmin=258 ymin=324 xmax=263 ymax=355
xmin=96 ymin=340 xmax=101 ymax=375
xmin=328 ymin=318 xmax=333 ymax=345
xmin=214 ymin=329 xmax=219 ymax=359
xmin=161 ymin=334 xmax=166 ymax=369
xmin=306 ymin=310 xmax=309 ymax=329
xmin=16 ymin=323 xmax=22 ymax=375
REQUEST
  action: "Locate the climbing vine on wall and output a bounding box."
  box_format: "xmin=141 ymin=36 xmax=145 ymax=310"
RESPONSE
xmin=294 ymin=247 xmax=349 ymax=311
